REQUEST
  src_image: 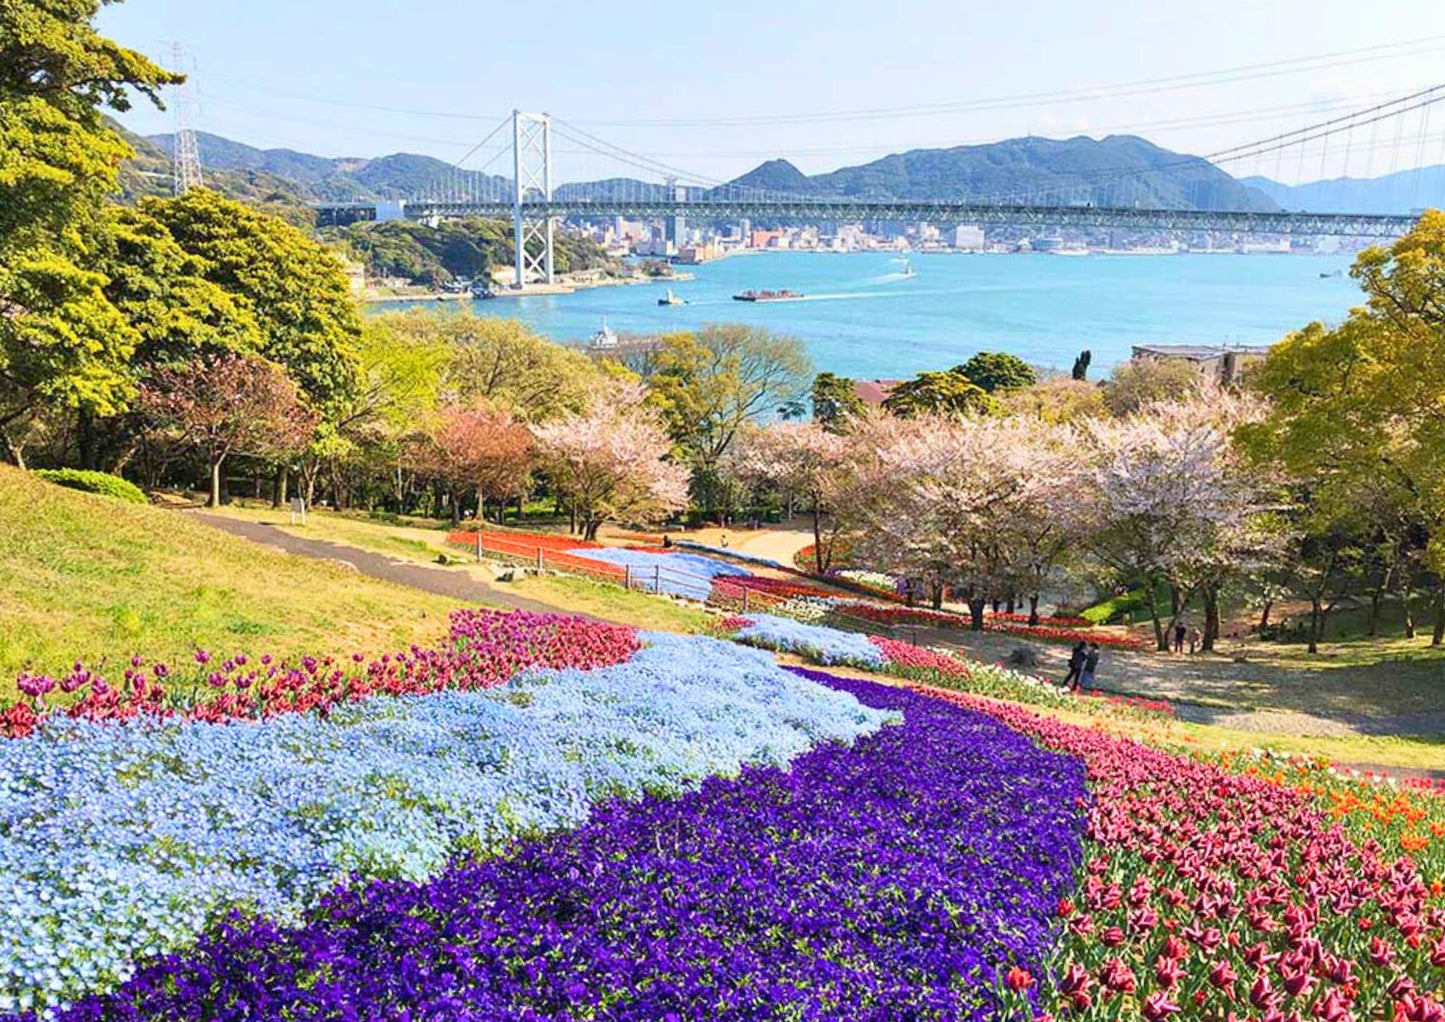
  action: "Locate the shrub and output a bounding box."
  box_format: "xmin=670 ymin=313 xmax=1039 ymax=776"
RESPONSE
xmin=31 ymin=469 xmax=147 ymax=504
xmin=1079 ymin=587 xmax=1150 ymax=625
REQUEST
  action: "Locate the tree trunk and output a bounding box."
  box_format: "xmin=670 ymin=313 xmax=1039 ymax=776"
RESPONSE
xmin=1028 ymin=594 xmax=1041 ymax=627
xmin=208 ymin=453 xmax=224 ymax=509
xmin=1368 ymin=564 xmax=1392 ymax=638
xmin=1169 ymin=585 xmax=1181 ymax=618
xmin=1307 ymin=597 xmax=1324 ymax=655
xmin=968 ymin=597 xmax=986 ymax=631
xmin=930 ymin=580 xmax=944 ymax=612
xmin=584 ymin=518 xmax=602 ymax=542
xmin=449 ymin=489 xmax=461 ymax=527
xmin=1147 ymin=587 xmax=1167 ymax=652
xmin=811 ymin=501 xmax=825 ymax=574
xmin=1005 ymin=595 xmax=1016 ymax=615
xmin=1257 ymin=600 xmax=1273 ymax=633
xmin=1 ymin=431 xmax=25 ymax=470
xmin=1202 ymin=584 xmax=1220 ymax=653
xmin=1433 ymin=587 xmax=1445 ymax=647
xmin=1401 ymin=571 xmax=1417 ymax=639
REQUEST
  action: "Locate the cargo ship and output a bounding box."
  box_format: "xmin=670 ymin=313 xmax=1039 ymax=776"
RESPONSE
xmin=733 ymin=289 xmax=804 ymax=302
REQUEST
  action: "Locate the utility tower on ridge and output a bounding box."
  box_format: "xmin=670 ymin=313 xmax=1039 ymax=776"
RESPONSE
xmin=512 ymin=111 xmax=554 ymax=286
xmin=169 ymin=43 xmax=204 ymax=195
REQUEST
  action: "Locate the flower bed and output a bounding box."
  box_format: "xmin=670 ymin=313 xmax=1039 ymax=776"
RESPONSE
xmin=833 ymin=601 xmax=1122 ymax=642
xmin=0 ymin=632 xmax=889 ymax=1016
xmin=730 ymin=613 xmax=888 ymax=668
xmin=565 ymin=547 xmax=750 ymax=600
xmin=5 ymin=610 xmax=640 ymax=737
xmin=711 ymin=575 xmax=837 ymax=600
xmin=915 ymin=684 xmax=1445 ymax=1022
xmin=34 ymin=674 xmax=1086 ymax=1022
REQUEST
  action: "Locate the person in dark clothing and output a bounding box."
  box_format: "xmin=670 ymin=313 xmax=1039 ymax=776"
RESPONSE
xmin=1173 ymin=621 xmax=1187 ymax=653
xmin=1081 ymin=643 xmax=1101 ymax=690
xmin=1062 ymin=642 xmax=1086 ymax=691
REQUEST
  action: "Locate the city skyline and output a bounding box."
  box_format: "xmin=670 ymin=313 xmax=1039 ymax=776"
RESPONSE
xmin=98 ymin=0 xmax=1445 ymax=186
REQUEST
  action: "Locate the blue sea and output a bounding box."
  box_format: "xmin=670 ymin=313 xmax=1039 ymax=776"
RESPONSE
xmin=372 ymin=251 xmax=1361 ymax=378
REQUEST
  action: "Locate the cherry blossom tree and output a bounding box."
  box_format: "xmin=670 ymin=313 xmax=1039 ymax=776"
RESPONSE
xmin=727 ymin=422 xmax=850 ymax=572
xmin=533 ymin=383 xmax=690 ymax=541
xmin=408 ymin=405 xmax=534 ymax=524
xmin=141 ymin=353 xmax=316 ymax=508
xmin=1082 ymin=393 xmax=1273 ymax=650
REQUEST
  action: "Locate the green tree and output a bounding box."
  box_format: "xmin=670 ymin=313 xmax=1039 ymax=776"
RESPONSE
xmin=422 ymin=312 xmax=603 ymax=421
xmin=954 ymin=351 xmax=1037 ymax=393
xmin=810 ymin=371 xmax=864 ymax=431
xmin=0 ymin=0 xmax=179 ymax=463
xmin=882 ymin=370 xmax=997 ymax=418
xmin=1102 ymin=357 xmax=1202 ymax=416
xmin=143 ymin=190 xmax=362 ymax=414
xmin=1071 ymin=349 xmax=1092 ymax=380
xmin=1244 ymin=213 xmax=1445 ymax=643
xmin=647 ymin=325 xmax=813 ymax=510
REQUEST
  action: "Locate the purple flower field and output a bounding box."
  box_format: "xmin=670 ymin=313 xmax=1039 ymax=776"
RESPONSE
xmin=36 ymin=671 xmax=1087 ymax=1022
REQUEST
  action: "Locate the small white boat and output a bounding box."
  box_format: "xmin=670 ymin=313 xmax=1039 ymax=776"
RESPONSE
xmin=657 ymin=288 xmax=687 ymax=306
xmin=899 ymin=259 xmax=916 ymax=278
xmin=589 ymin=322 xmax=619 ymax=349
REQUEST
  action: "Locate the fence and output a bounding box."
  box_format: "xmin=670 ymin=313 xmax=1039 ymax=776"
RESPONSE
xmin=447 ymin=529 xmax=916 ymax=642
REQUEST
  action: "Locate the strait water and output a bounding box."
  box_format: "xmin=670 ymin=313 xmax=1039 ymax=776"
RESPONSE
xmin=372 ymin=251 xmax=1361 ymax=378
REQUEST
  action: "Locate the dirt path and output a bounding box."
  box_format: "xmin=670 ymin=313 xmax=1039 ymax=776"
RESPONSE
xmin=191 ymin=514 xmax=560 ymax=615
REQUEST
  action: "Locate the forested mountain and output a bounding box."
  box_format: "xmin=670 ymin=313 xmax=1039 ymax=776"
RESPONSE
xmin=728 ymin=136 xmax=1278 ymax=211
xmin=130 ymin=129 xmax=1280 ymax=213
xmin=1241 ymin=166 xmax=1445 ymax=214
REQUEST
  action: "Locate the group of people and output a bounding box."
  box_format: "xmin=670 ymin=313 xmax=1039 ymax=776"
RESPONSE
xmin=1172 ymin=621 xmax=1203 ymax=655
xmin=1061 ymin=642 xmax=1100 ymax=692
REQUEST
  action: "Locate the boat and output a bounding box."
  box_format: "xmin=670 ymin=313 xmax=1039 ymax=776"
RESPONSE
xmin=732 ymin=289 xmax=804 ymax=302
xmin=657 ymin=288 xmax=688 ymax=306
xmin=588 ymin=322 xmax=619 ymax=349
xmin=469 ymin=282 xmax=496 ymax=300
xmin=1319 ymin=269 xmax=1343 ymax=278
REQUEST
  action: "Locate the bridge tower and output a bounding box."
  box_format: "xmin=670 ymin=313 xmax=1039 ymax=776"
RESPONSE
xmin=169 ymin=43 xmax=204 ymax=195
xmin=512 ymin=111 xmax=554 ymax=286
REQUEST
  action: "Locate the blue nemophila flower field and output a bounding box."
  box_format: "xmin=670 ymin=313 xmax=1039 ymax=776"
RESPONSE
xmin=0 ymin=635 xmax=889 ymax=1017
xmin=734 ymin=612 xmax=889 ymax=668
xmin=38 ymin=669 xmax=1087 ymax=1022
xmin=565 ymin=547 xmax=751 ymax=599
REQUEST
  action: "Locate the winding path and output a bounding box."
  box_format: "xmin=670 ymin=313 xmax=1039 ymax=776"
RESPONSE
xmin=190 ymin=513 xmax=560 ymax=615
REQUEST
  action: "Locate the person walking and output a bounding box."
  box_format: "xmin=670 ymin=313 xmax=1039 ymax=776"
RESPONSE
xmin=1173 ymin=620 xmax=1187 ymax=654
xmin=1188 ymin=625 xmax=1202 ymax=655
xmin=1062 ymin=642 xmax=1087 ymax=691
xmin=1081 ymin=643 xmax=1101 ymax=691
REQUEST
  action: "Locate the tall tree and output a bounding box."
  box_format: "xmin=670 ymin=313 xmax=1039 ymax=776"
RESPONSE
xmin=1071 ymin=349 xmax=1093 ymax=381
xmin=647 ymin=325 xmax=812 ymax=511
xmin=810 ymin=372 xmax=865 ymax=432
xmin=143 ymin=190 xmax=362 ymax=415
xmin=0 ymin=0 xmax=179 ymax=462
xmin=141 ymin=354 xmax=316 ymax=508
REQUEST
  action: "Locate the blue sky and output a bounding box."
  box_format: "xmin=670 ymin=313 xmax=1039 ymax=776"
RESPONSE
xmin=99 ymin=0 xmax=1445 ymax=185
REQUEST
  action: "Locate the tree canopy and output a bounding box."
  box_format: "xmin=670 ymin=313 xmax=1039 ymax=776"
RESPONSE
xmin=954 ymin=351 xmax=1037 ymax=393
xmin=882 ymin=370 xmax=997 ymax=418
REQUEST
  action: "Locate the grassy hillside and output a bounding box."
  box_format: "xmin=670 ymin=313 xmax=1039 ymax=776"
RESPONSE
xmin=0 ymin=467 xmax=464 ymax=686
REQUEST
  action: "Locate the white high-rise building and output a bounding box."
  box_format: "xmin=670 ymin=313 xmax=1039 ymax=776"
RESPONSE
xmin=954 ymin=224 xmax=985 ymax=250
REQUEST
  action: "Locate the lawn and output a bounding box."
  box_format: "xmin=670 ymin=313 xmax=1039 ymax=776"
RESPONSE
xmin=0 ymin=467 xmax=465 ymax=688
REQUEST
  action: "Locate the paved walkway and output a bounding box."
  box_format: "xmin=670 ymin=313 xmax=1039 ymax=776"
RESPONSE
xmin=192 ymin=514 xmax=559 ymax=615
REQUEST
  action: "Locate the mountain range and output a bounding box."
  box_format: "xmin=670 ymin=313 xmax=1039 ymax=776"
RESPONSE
xmin=131 ymin=127 xmax=1445 ymax=217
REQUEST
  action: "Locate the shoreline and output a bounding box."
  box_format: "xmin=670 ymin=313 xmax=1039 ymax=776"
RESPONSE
xmin=362 ymin=271 xmax=697 ymax=304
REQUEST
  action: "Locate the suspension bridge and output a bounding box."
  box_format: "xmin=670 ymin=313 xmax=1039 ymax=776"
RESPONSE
xmin=310 ymin=85 xmax=1445 ymax=285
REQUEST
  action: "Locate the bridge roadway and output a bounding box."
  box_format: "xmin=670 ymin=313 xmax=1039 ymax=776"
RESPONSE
xmin=319 ymin=198 xmax=1420 ymax=238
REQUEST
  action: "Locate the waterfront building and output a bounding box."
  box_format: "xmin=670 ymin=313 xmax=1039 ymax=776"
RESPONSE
xmin=1130 ymin=343 xmax=1273 ymax=386
xmin=953 ymin=224 xmax=985 ymax=250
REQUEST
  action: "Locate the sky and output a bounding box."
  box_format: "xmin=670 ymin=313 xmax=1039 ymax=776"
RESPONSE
xmin=98 ymin=0 xmax=1445 ymax=187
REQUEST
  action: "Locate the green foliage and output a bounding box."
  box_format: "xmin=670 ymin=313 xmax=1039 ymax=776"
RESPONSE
xmin=32 ymin=467 xmax=146 ymax=504
xmin=0 ymin=0 xmax=179 ymax=440
xmin=882 ymin=370 xmax=998 ymax=418
xmin=329 ymin=217 xmax=616 ymax=285
xmin=1079 ymin=587 xmax=1150 ymax=625
xmin=810 ymin=372 xmax=864 ymax=431
xmin=1103 ymin=357 xmax=1202 ymax=416
xmin=647 ymin=326 xmax=813 ymax=495
xmin=143 ymin=190 xmax=362 ymax=414
xmin=954 ymin=351 xmax=1037 ymax=393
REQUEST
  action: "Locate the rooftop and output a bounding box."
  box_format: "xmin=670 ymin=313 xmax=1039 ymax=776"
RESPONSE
xmin=1132 ymin=343 xmax=1274 ymax=361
